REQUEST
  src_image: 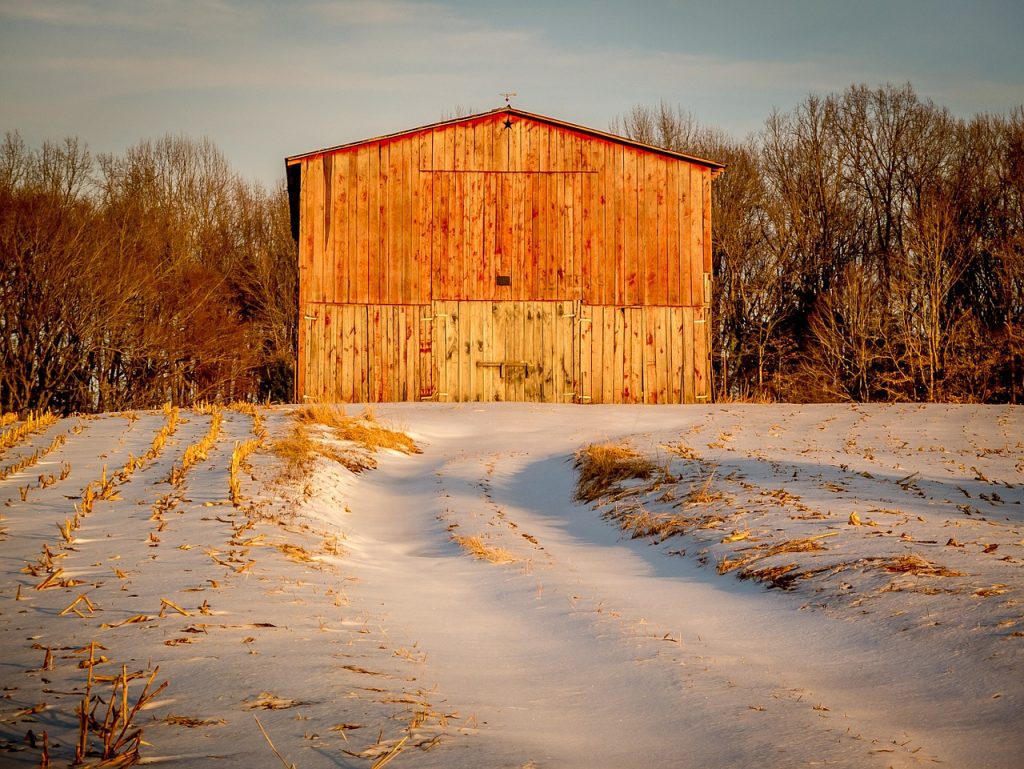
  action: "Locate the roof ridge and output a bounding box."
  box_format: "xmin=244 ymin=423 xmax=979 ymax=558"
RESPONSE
xmin=285 ymin=107 xmax=725 ymax=170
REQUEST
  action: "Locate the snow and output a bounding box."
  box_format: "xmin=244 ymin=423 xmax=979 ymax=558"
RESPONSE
xmin=1 ymin=403 xmax=1021 ymax=768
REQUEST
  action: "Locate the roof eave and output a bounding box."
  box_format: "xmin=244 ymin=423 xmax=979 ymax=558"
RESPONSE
xmin=285 ymin=106 xmax=725 ymax=171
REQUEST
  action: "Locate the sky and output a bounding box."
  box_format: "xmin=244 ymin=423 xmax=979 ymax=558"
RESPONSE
xmin=1 ymin=0 xmax=1023 ymax=188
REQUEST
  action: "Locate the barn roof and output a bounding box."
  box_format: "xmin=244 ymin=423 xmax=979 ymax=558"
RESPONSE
xmin=284 ymin=106 xmax=726 ymax=171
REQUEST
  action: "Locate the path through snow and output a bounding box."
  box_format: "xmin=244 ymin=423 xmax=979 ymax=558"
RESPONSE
xmin=1 ymin=403 xmax=1021 ymax=768
xmin=325 ymin=404 xmax=1024 ymax=769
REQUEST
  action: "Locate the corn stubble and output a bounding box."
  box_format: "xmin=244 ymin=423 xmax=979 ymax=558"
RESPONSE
xmin=70 ymin=643 xmax=168 ymax=767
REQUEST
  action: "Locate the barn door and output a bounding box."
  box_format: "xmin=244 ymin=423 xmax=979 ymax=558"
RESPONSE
xmin=431 ymin=301 xmax=577 ymax=402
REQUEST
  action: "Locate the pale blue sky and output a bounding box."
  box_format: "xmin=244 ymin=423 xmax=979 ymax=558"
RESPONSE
xmin=2 ymin=0 xmax=1022 ymax=187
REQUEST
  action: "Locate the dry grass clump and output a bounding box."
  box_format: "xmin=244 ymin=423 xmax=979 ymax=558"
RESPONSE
xmin=450 ymin=534 xmax=519 ymax=564
xmin=613 ymin=505 xmax=689 ymax=541
xmin=717 ymin=533 xmax=837 ymax=589
xmin=884 ymin=553 xmax=964 ymax=577
xmin=686 ymin=469 xmax=722 ymax=505
xmin=275 ymin=405 xmax=419 ymax=478
xmin=294 ymin=404 xmax=418 ymax=455
xmin=738 ymin=563 xmax=801 ymax=589
xmin=273 ymin=423 xmax=375 ymax=477
xmin=574 ymin=443 xmax=664 ymax=503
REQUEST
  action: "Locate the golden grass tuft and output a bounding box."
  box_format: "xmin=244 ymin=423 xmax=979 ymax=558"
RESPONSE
xmin=739 ymin=563 xmax=801 ymax=589
xmin=274 ymin=405 xmax=419 ymax=479
xmin=686 ymin=469 xmax=722 ymax=505
xmin=450 ymin=534 xmax=519 ymax=564
xmin=574 ymin=443 xmax=663 ymax=503
xmin=717 ymin=533 xmax=837 ymax=578
xmin=614 ymin=505 xmax=689 ymax=540
xmin=884 ymin=554 xmax=965 ymax=577
xmin=294 ymin=404 xmax=419 ymax=454
xmin=271 ymin=424 xmax=319 ymax=476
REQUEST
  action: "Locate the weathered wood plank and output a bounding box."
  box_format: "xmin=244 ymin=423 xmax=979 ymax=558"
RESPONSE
xmin=641 ymin=153 xmax=656 ymax=306
xmin=354 ymin=146 xmax=370 ymax=304
xmin=308 ymin=158 xmax=324 ymax=304
xmin=656 ymin=307 xmax=669 ymax=404
xmin=330 ymin=155 xmax=344 ymax=303
xmin=469 ymin=134 xmax=486 ymax=300
xmin=608 ymin=307 xmax=620 ymax=403
xmin=553 ymin=131 xmax=566 ymax=301
xmin=580 ymin=140 xmax=595 ymax=305
xmin=456 ymin=127 xmax=467 ymax=300
xmin=578 ymin=304 xmax=592 ymax=403
xmin=381 ymin=142 xmax=395 ymax=304
xmin=439 ymin=301 xmax=454 ymax=401
xmin=703 ymin=170 xmax=713 ymax=275
xmin=601 ymin=305 xmax=614 ymax=404
xmin=611 ymin=145 xmax=625 ymax=305
xmin=336 ymin=305 xmax=351 ymax=401
xmin=623 ymin=150 xmax=639 ymax=306
xmin=571 ymin=134 xmax=584 ymax=301
xmin=688 ymin=164 xmax=702 ymax=307
xmin=666 ymin=161 xmax=680 ymax=306
xmin=628 ymin=307 xmax=643 ymax=403
xmin=670 ymin=307 xmax=684 ymax=404
xmin=395 ymin=138 xmax=410 ymax=304
xmin=681 ymin=305 xmax=694 ymax=403
xmin=524 ymin=120 xmax=540 ymax=302
xmin=435 ymin=129 xmax=451 ymax=299
xmin=454 ymin=298 xmax=469 ymax=400
xmin=488 ymin=301 xmax=503 ymax=400
xmin=564 ymin=300 xmax=578 ymax=400
xmin=693 ymin=305 xmax=708 ymax=401
xmin=414 ymin=133 xmax=428 ymax=304
xmin=419 ymin=309 xmax=434 ymax=400
xmin=656 ymin=157 xmax=669 ymax=307
xmin=509 ymin=121 xmax=526 ymax=303
xmin=465 ymin=300 xmax=479 ymax=401
xmin=371 ymin=144 xmax=385 ymax=304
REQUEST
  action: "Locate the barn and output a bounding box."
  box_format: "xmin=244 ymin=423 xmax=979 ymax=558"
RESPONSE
xmin=286 ymin=106 xmax=723 ymax=404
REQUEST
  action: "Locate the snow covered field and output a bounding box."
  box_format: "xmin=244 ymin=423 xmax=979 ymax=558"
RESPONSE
xmin=1 ymin=403 xmax=1021 ymax=768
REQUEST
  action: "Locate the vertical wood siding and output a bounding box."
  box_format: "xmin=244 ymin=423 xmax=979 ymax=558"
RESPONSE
xmin=293 ymin=111 xmax=715 ymax=404
xmin=301 ymin=303 xmax=429 ymax=403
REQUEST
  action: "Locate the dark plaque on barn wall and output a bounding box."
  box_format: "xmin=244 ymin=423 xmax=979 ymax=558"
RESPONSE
xmin=287 ymin=107 xmax=723 ymax=405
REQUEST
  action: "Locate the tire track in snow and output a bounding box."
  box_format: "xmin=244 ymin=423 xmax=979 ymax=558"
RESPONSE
xmin=339 ymin=408 xmax=950 ymax=768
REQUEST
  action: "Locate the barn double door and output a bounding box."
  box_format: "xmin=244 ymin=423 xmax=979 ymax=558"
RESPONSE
xmin=431 ymin=300 xmax=578 ymax=402
xmin=299 ymin=300 xmax=708 ymax=404
xmin=428 ymin=300 xmax=709 ymax=403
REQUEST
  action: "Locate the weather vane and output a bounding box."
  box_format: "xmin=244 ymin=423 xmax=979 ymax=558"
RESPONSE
xmin=500 ymin=92 xmax=517 ymax=106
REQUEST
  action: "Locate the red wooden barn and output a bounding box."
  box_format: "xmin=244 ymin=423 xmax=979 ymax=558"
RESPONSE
xmin=286 ymin=107 xmax=723 ymax=403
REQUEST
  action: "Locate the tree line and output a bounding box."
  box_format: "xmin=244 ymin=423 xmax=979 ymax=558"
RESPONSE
xmin=3 ymin=82 xmax=1021 ymax=413
xmin=1 ymin=133 xmax=296 ymax=414
xmin=615 ymin=83 xmax=1023 ymax=403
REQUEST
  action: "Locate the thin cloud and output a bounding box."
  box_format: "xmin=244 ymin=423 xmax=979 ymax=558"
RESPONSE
xmin=0 ymin=0 xmax=254 ymax=33
xmin=307 ymin=0 xmax=453 ymax=26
